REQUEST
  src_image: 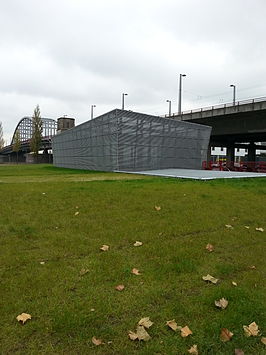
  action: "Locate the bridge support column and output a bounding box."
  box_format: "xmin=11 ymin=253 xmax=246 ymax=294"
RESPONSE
xmin=247 ymin=143 xmax=256 ymax=162
xmin=207 ymin=143 xmax=212 ymax=164
xmin=226 ymin=145 xmax=235 ymax=165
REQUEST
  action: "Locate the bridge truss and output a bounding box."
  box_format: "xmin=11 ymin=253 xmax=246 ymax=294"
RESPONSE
xmin=11 ymin=117 xmax=57 ymax=144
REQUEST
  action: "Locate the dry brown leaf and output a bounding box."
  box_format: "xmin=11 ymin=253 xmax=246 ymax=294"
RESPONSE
xmin=128 ymin=326 xmax=151 ymax=341
xmin=255 ymin=227 xmax=264 ymax=232
xmin=166 ymin=319 xmax=178 ymax=331
xmin=202 ymin=274 xmax=219 ymax=284
xmin=181 ymin=325 xmax=193 ymax=337
xmin=134 ymin=241 xmax=143 ymax=247
xmin=132 ymin=268 xmax=141 ymax=275
xmin=215 ymin=298 xmax=228 ymax=309
xmin=188 ymin=344 xmax=198 ymax=354
xmin=232 ymin=281 xmax=237 ymax=286
xmin=80 ymin=268 xmax=89 ymax=276
xmin=128 ymin=331 xmax=138 ymax=340
xmin=115 ymin=284 xmax=125 ymax=291
xmin=16 ymin=313 xmax=31 ymax=324
xmin=243 ymin=322 xmax=259 ymax=336
xmin=154 ymin=206 xmax=161 ymax=211
xmin=206 ymin=243 xmax=214 ymax=252
xmin=92 ymin=336 xmax=103 ymax=346
xmin=235 ymin=349 xmax=244 ymax=355
xmin=136 ymin=326 xmax=151 ymax=341
xmin=261 ymin=337 xmax=266 ymax=345
xmin=138 ymin=317 xmax=153 ymax=329
xmin=225 ymin=224 xmax=233 ymax=229
xmin=74 ymin=211 xmax=79 ymax=216
xmin=220 ymin=328 xmax=233 ymax=342
xmin=100 ymin=245 xmax=109 ymax=251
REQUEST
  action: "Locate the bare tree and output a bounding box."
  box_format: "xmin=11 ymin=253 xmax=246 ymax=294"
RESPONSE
xmin=13 ymin=130 xmax=21 ymax=163
xmin=30 ymin=105 xmax=43 ymax=160
xmin=0 ymin=121 xmax=5 ymax=150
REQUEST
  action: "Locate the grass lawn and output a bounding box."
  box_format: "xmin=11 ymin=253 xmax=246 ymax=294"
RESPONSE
xmin=0 ymin=164 xmax=265 ymax=354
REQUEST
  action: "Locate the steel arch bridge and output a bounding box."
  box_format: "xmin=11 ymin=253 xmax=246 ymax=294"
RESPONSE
xmin=1 ymin=117 xmax=57 ymax=154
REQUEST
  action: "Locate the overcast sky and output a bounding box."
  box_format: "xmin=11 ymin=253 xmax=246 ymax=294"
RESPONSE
xmin=1 ymin=0 xmax=266 ymax=143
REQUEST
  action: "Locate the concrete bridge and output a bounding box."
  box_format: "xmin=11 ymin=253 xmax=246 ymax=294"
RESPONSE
xmin=169 ymin=96 xmax=266 ymax=162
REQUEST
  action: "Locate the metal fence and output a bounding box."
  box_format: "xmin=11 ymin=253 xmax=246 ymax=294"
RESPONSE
xmin=52 ymin=109 xmax=211 ymax=171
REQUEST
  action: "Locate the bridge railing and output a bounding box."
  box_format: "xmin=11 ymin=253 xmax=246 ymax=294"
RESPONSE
xmin=164 ymin=96 xmax=266 ymax=118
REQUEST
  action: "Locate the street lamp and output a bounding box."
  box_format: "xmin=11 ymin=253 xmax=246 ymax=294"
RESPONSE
xmin=230 ymin=84 xmax=236 ymax=106
xmin=122 ymin=93 xmax=128 ymax=110
xmin=91 ymin=105 xmax=96 ymax=120
xmin=178 ymin=74 xmax=186 ymax=115
xmin=166 ymin=100 xmax=172 ymax=116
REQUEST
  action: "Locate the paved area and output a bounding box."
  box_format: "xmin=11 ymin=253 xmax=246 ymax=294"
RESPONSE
xmin=116 ymin=168 xmax=266 ymax=180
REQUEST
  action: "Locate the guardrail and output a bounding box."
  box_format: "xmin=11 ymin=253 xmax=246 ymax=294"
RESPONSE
xmin=163 ymin=96 xmax=266 ymax=118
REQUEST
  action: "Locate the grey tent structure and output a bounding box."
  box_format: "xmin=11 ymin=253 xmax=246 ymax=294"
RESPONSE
xmin=52 ymin=109 xmax=211 ymax=171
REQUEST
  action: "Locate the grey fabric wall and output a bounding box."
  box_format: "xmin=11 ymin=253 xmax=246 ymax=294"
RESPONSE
xmin=52 ymin=109 xmax=211 ymax=171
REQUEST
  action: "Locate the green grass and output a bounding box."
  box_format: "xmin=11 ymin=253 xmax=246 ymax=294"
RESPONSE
xmin=0 ymin=164 xmax=265 ymax=354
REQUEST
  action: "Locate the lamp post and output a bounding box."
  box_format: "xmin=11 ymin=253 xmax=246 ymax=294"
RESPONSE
xmin=178 ymin=73 xmax=186 ymax=115
xmin=230 ymin=84 xmax=236 ymax=106
xmin=122 ymin=93 xmax=128 ymax=110
xmin=166 ymin=100 xmax=172 ymax=116
xmin=91 ymin=105 xmax=96 ymax=120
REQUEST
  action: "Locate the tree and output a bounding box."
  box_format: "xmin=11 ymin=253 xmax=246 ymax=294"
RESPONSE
xmin=0 ymin=121 xmax=5 ymax=150
xmin=12 ymin=130 xmax=21 ymax=163
xmin=30 ymin=105 xmax=43 ymax=159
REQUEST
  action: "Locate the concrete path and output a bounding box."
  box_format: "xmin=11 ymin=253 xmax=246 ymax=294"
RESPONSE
xmin=116 ymin=168 xmax=266 ymax=180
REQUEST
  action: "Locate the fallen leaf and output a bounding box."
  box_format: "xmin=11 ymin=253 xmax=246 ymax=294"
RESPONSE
xmin=202 ymin=274 xmax=219 ymax=284
xmin=261 ymin=337 xmax=266 ymax=345
xmin=134 ymin=241 xmax=143 ymax=247
xmin=100 ymin=245 xmax=109 ymax=251
xmin=188 ymin=344 xmax=198 ymax=354
xmin=92 ymin=336 xmax=103 ymax=346
xmin=243 ymin=322 xmax=259 ymax=336
xmin=166 ymin=319 xmax=178 ymax=331
xmin=154 ymin=206 xmax=161 ymax=211
xmin=115 ymin=284 xmax=125 ymax=291
xmin=138 ymin=317 xmax=153 ymax=329
xmin=132 ymin=268 xmax=141 ymax=275
xmin=74 ymin=211 xmax=79 ymax=216
xmin=128 ymin=326 xmax=151 ymax=341
xmin=181 ymin=325 xmax=193 ymax=337
xmin=206 ymin=243 xmax=214 ymax=252
xmin=128 ymin=331 xmax=138 ymax=340
xmin=244 ymin=226 xmax=250 ymax=229
xmin=248 ymin=265 xmax=256 ymax=269
xmin=40 ymin=261 xmax=45 ymax=265
xmin=235 ymin=349 xmax=244 ymax=355
xmin=255 ymin=227 xmax=264 ymax=232
xmin=215 ymin=298 xmax=228 ymax=309
xmin=220 ymin=328 xmax=234 ymax=342
xmin=16 ymin=313 xmax=31 ymax=324
xmin=232 ymin=281 xmax=237 ymax=286
xmin=80 ymin=268 xmax=89 ymax=276
xmin=225 ymin=224 xmax=233 ymax=229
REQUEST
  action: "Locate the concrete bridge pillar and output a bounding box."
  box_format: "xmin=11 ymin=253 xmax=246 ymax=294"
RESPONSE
xmin=226 ymin=145 xmax=235 ymax=164
xmin=247 ymin=143 xmax=256 ymax=162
